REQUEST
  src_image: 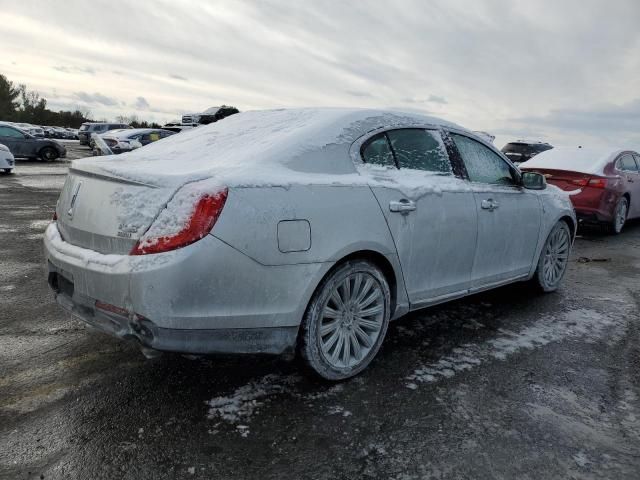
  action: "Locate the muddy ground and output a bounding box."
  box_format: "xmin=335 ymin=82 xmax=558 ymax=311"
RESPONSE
xmin=1 ymin=151 xmax=639 ymax=479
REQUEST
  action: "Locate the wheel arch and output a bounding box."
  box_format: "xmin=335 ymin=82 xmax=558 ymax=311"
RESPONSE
xmin=559 ymin=215 xmax=577 ymax=241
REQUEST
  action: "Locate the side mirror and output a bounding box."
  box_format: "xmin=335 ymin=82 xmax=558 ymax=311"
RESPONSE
xmin=522 ymin=171 xmax=547 ymax=190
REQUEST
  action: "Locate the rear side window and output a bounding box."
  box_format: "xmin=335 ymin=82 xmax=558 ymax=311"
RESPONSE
xmin=387 ymin=129 xmax=450 ymax=173
xmin=617 ymin=154 xmax=638 ymax=172
xmin=452 ymin=133 xmax=516 ymax=185
xmin=361 ymin=133 xmax=395 ymax=167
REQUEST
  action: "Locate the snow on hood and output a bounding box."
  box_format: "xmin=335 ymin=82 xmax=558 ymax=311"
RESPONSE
xmin=73 ymin=108 xmax=459 ymax=188
xmin=520 ymin=146 xmax=625 ymax=176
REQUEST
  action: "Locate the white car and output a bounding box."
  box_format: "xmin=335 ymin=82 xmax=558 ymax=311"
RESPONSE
xmin=0 ymin=143 xmax=15 ymax=174
xmin=44 ymin=108 xmax=575 ymax=380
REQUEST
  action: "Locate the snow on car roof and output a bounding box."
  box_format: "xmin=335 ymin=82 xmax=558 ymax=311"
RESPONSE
xmin=77 ymin=108 xmax=461 ymax=187
xmin=520 ymin=146 xmax=626 ymax=175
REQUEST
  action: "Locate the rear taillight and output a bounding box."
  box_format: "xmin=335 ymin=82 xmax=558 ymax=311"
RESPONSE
xmin=52 ymin=211 xmax=58 ymax=221
xmin=587 ymin=178 xmax=608 ymax=189
xmin=130 ymin=189 xmax=228 ymax=255
xmin=571 ymin=178 xmax=589 ymax=187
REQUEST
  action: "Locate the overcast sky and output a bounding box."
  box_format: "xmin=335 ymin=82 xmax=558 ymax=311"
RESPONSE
xmin=1 ymin=0 xmax=639 ymax=148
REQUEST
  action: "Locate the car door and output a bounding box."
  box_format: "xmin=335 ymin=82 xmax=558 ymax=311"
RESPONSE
xmin=448 ymin=132 xmax=542 ymax=288
xmin=617 ymin=153 xmax=640 ymax=218
xmin=0 ymin=126 xmax=28 ymax=156
xmin=362 ymin=128 xmax=478 ymax=306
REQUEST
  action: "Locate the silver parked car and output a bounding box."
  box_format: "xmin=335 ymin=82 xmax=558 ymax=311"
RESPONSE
xmin=44 ymin=109 xmax=576 ymax=380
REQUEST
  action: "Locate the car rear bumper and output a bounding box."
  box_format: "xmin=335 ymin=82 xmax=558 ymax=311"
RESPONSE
xmin=49 ymin=281 xmax=298 ymax=354
xmin=44 ymin=222 xmax=325 ymax=354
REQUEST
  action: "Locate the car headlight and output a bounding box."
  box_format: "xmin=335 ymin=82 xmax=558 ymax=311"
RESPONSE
xmin=0 ymin=144 xmax=9 ymax=152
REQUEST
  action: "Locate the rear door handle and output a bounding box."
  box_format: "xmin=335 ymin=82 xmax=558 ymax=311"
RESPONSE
xmin=389 ymin=199 xmax=416 ymax=213
xmin=481 ymin=199 xmax=499 ymax=211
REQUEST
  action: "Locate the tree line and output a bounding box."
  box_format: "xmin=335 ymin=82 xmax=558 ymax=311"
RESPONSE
xmin=0 ymin=73 xmax=239 ymax=129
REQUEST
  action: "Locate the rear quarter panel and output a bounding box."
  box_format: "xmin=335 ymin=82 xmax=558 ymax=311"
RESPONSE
xmin=212 ymin=185 xmax=397 ymax=266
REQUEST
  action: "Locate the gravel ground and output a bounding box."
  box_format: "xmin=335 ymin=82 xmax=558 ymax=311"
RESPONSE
xmin=1 ymin=158 xmax=639 ymax=479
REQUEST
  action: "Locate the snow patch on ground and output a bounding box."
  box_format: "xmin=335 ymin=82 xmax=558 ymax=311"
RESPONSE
xmin=407 ymin=308 xmax=619 ymax=387
xmin=205 ymin=373 xmax=348 ymax=435
xmin=206 ymin=374 xmax=299 ymax=424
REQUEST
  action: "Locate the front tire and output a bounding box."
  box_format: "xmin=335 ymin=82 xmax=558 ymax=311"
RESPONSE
xmin=40 ymin=147 xmax=59 ymax=162
xmin=533 ymin=221 xmax=571 ymax=292
xmin=299 ymin=260 xmax=391 ymax=380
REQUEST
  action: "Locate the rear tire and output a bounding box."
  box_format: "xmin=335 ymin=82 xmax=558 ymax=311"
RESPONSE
xmin=608 ymin=197 xmax=628 ymax=234
xmin=532 ymin=221 xmax=571 ymax=292
xmin=40 ymin=147 xmax=59 ymax=162
xmin=299 ymin=260 xmax=391 ymax=380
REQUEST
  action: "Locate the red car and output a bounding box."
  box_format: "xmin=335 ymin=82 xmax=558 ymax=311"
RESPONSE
xmin=520 ymin=147 xmax=640 ymax=233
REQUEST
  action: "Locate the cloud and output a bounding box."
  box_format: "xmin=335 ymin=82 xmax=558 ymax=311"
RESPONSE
xmin=72 ymin=91 xmax=120 ymax=106
xmin=427 ymin=95 xmax=447 ymax=105
xmin=510 ymin=99 xmax=640 ymax=134
xmin=134 ymin=96 xmax=150 ymax=110
xmin=53 ymin=65 xmax=95 ymax=75
xmin=169 ymin=73 xmax=188 ymax=81
xmin=403 ymin=95 xmax=448 ymax=105
xmin=346 ymin=90 xmax=374 ymax=98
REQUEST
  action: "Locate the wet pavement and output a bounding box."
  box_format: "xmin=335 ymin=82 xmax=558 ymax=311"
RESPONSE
xmin=1 ymin=158 xmax=639 ymax=479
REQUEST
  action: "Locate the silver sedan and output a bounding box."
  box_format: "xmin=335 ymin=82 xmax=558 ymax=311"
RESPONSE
xmin=44 ymin=109 xmax=575 ymax=380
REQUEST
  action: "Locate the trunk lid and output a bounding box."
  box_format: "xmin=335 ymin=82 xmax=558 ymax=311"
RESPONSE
xmin=56 ymin=166 xmax=177 ymax=254
xmin=520 ymin=168 xmax=592 ymax=192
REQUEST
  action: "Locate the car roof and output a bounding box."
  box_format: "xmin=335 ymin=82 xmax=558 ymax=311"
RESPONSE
xmin=79 ymin=108 xmax=468 ymax=187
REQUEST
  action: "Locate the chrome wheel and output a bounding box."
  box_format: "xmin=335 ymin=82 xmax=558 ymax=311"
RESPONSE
xmin=542 ymin=223 xmax=570 ymax=287
xmin=613 ymin=199 xmax=628 ymax=233
xmin=318 ymin=271 xmax=385 ymax=369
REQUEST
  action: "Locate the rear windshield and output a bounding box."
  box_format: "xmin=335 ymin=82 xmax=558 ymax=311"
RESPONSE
xmin=502 ymin=143 xmax=553 ymax=155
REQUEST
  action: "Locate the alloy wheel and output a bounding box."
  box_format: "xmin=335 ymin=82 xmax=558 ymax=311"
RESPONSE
xmin=614 ymin=199 xmax=628 ymax=233
xmin=542 ymin=224 xmax=570 ymax=287
xmin=318 ymin=272 xmax=385 ymax=369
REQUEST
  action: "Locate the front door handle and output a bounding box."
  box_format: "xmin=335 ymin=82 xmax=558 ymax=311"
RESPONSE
xmin=481 ymin=199 xmax=499 ymax=211
xmin=389 ymin=199 xmax=416 ymax=213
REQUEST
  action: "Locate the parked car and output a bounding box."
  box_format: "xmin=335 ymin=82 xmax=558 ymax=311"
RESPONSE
xmin=502 ymin=141 xmax=553 ymax=165
xmin=99 ymin=128 xmax=176 ymax=154
xmin=44 ymin=108 xmax=575 ymax=380
xmin=521 ymin=147 xmax=640 ymax=233
xmin=66 ymin=128 xmax=79 ymax=139
xmin=14 ymin=123 xmax=45 ymax=138
xmin=0 ymin=143 xmax=15 ymax=173
xmin=0 ymin=122 xmax=66 ymax=161
xmin=78 ymin=122 xmax=131 ymax=145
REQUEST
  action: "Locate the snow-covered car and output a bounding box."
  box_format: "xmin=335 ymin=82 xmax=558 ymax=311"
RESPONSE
xmin=79 ymin=122 xmax=131 ymax=145
xmin=44 ymin=109 xmax=576 ymax=380
xmin=100 ymin=128 xmax=175 ymax=154
xmin=14 ymin=123 xmax=43 ymax=138
xmin=0 ymin=143 xmax=15 ymax=173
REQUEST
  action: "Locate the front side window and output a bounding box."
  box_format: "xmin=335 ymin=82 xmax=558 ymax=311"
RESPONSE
xmin=0 ymin=126 xmax=25 ymax=138
xmin=386 ymin=129 xmax=450 ymax=173
xmin=451 ymin=133 xmax=516 ymax=185
xmin=617 ymin=154 xmax=638 ymax=172
xmin=361 ymin=133 xmax=395 ymax=167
